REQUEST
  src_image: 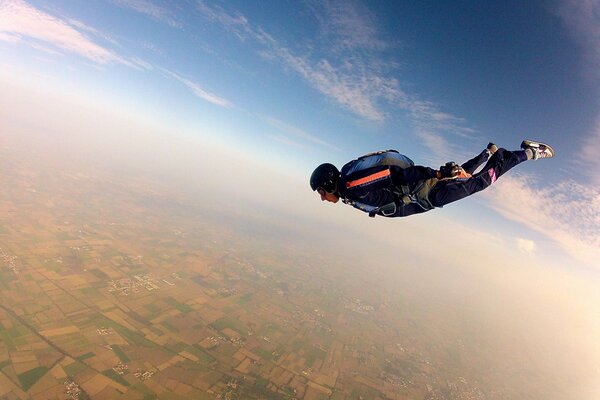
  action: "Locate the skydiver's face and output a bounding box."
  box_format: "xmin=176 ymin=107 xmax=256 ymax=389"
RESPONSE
xmin=317 ymin=188 xmax=339 ymax=203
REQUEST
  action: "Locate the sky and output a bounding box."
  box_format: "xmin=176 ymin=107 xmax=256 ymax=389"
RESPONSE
xmin=1 ymin=1 xmax=600 ymax=396
xmin=1 ymin=0 xmax=599 ymax=271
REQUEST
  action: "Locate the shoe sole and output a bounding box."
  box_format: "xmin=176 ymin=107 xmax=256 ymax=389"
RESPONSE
xmin=520 ymin=139 xmax=555 ymax=158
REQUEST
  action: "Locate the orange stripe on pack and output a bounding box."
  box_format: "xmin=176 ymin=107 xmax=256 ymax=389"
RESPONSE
xmin=346 ymin=169 xmax=391 ymax=188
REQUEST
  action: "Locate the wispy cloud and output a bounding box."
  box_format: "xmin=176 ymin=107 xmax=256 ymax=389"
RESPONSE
xmin=409 ymin=99 xmax=479 ymax=163
xmin=455 ymin=0 xmax=600 ymax=264
xmin=0 ymin=31 xmax=20 ymax=43
xmin=263 ymin=116 xmax=342 ymax=152
xmin=195 ymin=0 xmax=474 ymax=148
xmin=0 ymin=0 xmax=132 ymax=66
xmin=66 ymin=18 xmax=122 ymax=48
xmin=129 ymin=56 xmax=153 ymax=71
xmin=269 ymin=46 xmax=392 ymax=121
xmin=140 ymin=41 xmax=163 ymax=55
xmin=310 ymin=0 xmax=389 ymax=53
xmin=406 ymin=100 xmax=476 ymax=138
xmin=516 ymin=238 xmax=536 ymax=256
xmin=26 ymin=40 xmax=62 ymax=56
xmin=579 ymin=118 xmax=600 ymax=185
xmin=268 ymin=134 xmax=309 ymax=150
xmin=196 ymin=0 xmax=392 ymax=121
xmin=195 ymin=1 xmax=253 ymax=42
xmin=483 ymin=0 xmax=600 ymax=269
xmin=161 ymin=68 xmax=232 ymax=108
xmin=110 ymin=0 xmax=182 ymax=28
xmin=557 ymin=0 xmax=600 ymax=76
xmin=556 ymin=0 xmax=600 ymax=184
xmin=483 ymin=175 xmax=600 ymax=269
xmin=0 ymin=1 xmax=152 ymax=72
xmin=415 ymin=130 xmax=467 ymax=165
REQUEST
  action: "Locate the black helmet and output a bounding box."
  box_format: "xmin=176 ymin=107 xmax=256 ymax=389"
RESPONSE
xmin=310 ymin=163 xmax=339 ymax=193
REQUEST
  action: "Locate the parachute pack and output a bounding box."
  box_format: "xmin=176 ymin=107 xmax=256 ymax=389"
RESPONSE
xmin=340 ymin=150 xmax=437 ymax=217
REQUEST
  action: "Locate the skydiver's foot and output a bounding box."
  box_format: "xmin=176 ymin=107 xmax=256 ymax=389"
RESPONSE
xmin=520 ymin=139 xmax=555 ymax=160
xmin=486 ymin=142 xmax=497 ymax=156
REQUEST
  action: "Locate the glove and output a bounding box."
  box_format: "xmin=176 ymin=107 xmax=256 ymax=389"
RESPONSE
xmin=438 ymin=162 xmax=460 ymax=179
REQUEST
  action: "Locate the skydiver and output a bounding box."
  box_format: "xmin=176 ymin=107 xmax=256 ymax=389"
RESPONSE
xmin=309 ymin=140 xmax=554 ymax=218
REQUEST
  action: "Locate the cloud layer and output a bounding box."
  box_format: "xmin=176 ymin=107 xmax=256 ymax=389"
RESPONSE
xmin=262 ymin=116 xmax=342 ymax=152
xmin=556 ymin=0 xmax=600 ymax=184
xmin=0 ymin=0 xmax=126 ymax=65
xmin=111 ymin=0 xmax=182 ymax=28
xmin=484 ymin=174 xmax=600 ymax=269
xmin=161 ymin=68 xmax=232 ymax=108
xmin=195 ymin=0 xmax=474 ymax=150
xmin=0 ymin=1 xmax=235 ymax=108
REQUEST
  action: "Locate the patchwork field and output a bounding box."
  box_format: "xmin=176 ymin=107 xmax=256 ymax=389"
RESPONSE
xmin=0 ymin=141 xmax=492 ymax=400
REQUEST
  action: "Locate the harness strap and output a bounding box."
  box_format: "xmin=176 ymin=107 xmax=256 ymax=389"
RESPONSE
xmin=345 ymin=199 xmax=397 ymax=217
xmin=343 ymin=172 xmax=441 ymax=217
xmin=346 ymin=169 xmax=390 ymax=189
xmin=413 ymin=178 xmax=438 ymax=210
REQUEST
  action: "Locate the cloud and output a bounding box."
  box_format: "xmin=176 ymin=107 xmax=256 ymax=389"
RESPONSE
xmin=268 ymin=134 xmax=309 ymax=150
xmin=578 ymin=116 xmax=600 ymax=185
xmin=195 ymin=0 xmax=474 ymax=147
xmin=0 ymin=31 xmax=20 ymax=43
xmin=556 ymin=0 xmax=600 ymax=76
xmin=197 ymin=0 xmax=473 ymax=142
xmin=476 ymin=0 xmax=600 ymax=270
xmin=161 ymin=68 xmax=232 ymax=108
xmin=0 ymin=0 xmax=130 ymax=65
xmin=556 ymin=1 xmax=600 ymax=184
xmin=110 ymin=0 xmax=182 ymax=28
xmin=483 ymin=174 xmax=600 ymax=269
xmin=310 ymin=0 xmax=389 ymax=52
xmin=516 ymin=238 xmax=536 ymax=256
xmin=196 ymin=1 xmax=392 ymax=121
xmin=415 ymin=130 xmax=467 ymax=165
xmin=129 ymin=57 xmax=153 ymax=71
xmin=263 ymin=116 xmax=342 ymax=152
xmin=404 ymin=98 xmax=481 ymax=164
xmin=67 ymin=18 xmax=121 ymax=47
xmin=140 ymin=41 xmax=163 ymax=55
xmin=196 ymin=1 xmax=253 ymax=41
xmin=273 ymin=49 xmax=394 ymax=121
xmin=406 ymin=100 xmax=476 ymax=138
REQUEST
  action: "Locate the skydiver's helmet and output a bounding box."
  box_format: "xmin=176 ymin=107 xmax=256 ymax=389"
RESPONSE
xmin=310 ymin=163 xmax=340 ymax=193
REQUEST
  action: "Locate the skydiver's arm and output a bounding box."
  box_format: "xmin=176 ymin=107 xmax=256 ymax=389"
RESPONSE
xmin=390 ymin=165 xmax=438 ymax=185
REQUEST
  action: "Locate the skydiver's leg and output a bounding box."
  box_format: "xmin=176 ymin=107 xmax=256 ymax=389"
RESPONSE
xmin=460 ymin=149 xmax=490 ymax=175
xmin=429 ymin=148 xmax=528 ymax=208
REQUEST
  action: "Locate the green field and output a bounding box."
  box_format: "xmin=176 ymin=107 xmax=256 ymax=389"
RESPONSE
xmin=235 ymin=293 xmax=253 ymax=305
xmin=112 ymin=345 xmax=130 ymax=363
xmin=17 ymin=366 xmax=48 ymax=391
xmin=164 ymin=297 xmax=192 ymax=314
xmin=77 ymin=352 xmax=96 ymax=361
xmin=64 ymin=361 xmax=88 ymax=376
xmin=102 ymin=369 xmax=130 ymax=387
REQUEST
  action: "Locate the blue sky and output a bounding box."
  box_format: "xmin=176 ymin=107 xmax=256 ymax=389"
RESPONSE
xmin=1 ymin=0 xmax=599 ymax=270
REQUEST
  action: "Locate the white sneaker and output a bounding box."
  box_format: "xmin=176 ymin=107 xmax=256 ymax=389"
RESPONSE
xmin=520 ymin=140 xmax=555 ymax=160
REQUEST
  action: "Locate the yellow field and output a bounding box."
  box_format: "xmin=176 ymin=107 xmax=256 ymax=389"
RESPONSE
xmin=39 ymin=325 xmax=80 ymax=337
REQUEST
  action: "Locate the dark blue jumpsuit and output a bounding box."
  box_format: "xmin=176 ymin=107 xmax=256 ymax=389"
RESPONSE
xmin=338 ymin=148 xmax=528 ymax=217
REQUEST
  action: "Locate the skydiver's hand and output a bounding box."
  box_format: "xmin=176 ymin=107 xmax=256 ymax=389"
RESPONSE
xmin=438 ymin=163 xmax=460 ymax=179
